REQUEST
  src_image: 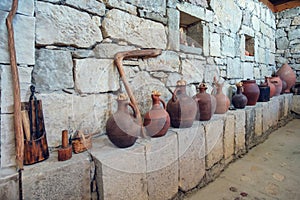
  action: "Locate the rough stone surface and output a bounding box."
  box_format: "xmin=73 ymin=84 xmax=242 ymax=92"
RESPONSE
xmin=92 ymin=137 xmax=147 ymax=200
xmin=0 ymin=11 xmax=35 ymax=65
xmin=33 ymin=49 xmax=73 ymax=93
xmin=222 ymin=35 xmax=236 ymax=57
xmin=35 ymin=1 xmax=102 ymax=48
xmin=243 ymin=62 xmax=254 ymax=79
xmin=181 ymin=59 xmax=205 ymax=84
xmin=64 ymin=0 xmax=106 ymax=16
xmin=254 ymin=103 xmax=263 ymax=137
xmin=224 ymin=114 xmax=235 ymax=163
xmin=167 ymin=8 xmax=180 ymax=51
xmin=204 ymin=116 xmax=224 ymax=169
xmin=102 ymin=9 xmax=167 ymax=49
xmin=210 ymin=0 xmax=242 ymax=33
xmin=288 ymin=29 xmax=300 ymax=41
xmin=0 ymin=169 xmax=19 ymax=200
xmin=145 ymin=132 xmax=178 ymax=200
xmin=0 ymin=115 xmax=15 ymax=168
xmin=227 ymin=58 xmax=242 ymax=79
xmin=245 ymin=107 xmax=255 ymax=149
xmin=176 ymin=122 xmax=206 ymax=191
xmin=104 ymin=0 xmax=137 ymax=15
xmin=177 ymin=2 xmax=206 ymax=21
xmin=74 ymin=58 xmax=119 ymax=94
xmin=210 ymin=33 xmax=221 ymax=56
xmin=228 ymin=110 xmax=246 ymax=156
xmin=125 ymin=0 xmax=166 ymax=15
xmin=23 ymin=152 xmax=92 ymax=200
xmin=276 ymin=37 xmax=289 ymax=50
xmin=0 ymin=0 xmax=34 ymax=16
xmin=292 ymin=95 xmax=300 ymax=114
xmin=93 ymin=43 xmax=136 ymax=59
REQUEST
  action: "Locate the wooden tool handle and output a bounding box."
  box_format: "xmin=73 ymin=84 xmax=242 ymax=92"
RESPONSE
xmin=62 ymin=130 xmax=69 ymax=148
xmin=21 ymin=110 xmax=31 ymax=141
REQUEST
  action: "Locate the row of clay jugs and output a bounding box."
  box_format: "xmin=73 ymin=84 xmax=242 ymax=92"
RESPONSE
xmin=212 ymin=77 xmax=230 ymax=114
xmin=232 ymin=82 xmax=248 ymax=109
xmin=276 ymin=63 xmax=296 ymax=93
xmin=241 ymin=79 xmax=260 ymax=106
xmin=106 ymin=94 xmax=140 ymax=148
xmin=193 ymin=83 xmax=216 ymax=121
xmin=144 ymin=90 xmax=170 ymax=137
xmin=167 ymin=79 xmax=197 ymax=128
xmin=269 ymin=74 xmax=282 ymax=96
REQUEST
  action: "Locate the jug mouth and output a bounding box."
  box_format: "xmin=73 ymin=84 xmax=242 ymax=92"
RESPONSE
xmin=118 ymin=93 xmax=128 ymax=101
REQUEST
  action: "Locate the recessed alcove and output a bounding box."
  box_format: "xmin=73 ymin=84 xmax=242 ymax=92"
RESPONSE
xmin=245 ymin=35 xmax=255 ymax=56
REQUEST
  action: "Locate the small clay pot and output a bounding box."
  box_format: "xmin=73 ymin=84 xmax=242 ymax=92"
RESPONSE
xmin=144 ymin=91 xmax=170 ymax=137
xmin=167 ymin=79 xmax=197 ymax=128
xmin=241 ymin=79 xmax=260 ymax=106
xmin=232 ymin=82 xmax=248 ymax=109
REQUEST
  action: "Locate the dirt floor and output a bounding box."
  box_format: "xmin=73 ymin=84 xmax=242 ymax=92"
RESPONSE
xmin=184 ymin=119 xmax=300 ymax=200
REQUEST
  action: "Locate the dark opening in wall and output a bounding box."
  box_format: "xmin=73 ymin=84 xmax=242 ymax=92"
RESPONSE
xmin=245 ymin=35 xmax=254 ymax=56
xmin=179 ymin=11 xmax=203 ymax=54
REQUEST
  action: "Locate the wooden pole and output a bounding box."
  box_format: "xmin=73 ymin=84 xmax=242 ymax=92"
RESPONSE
xmin=114 ymin=49 xmax=162 ymax=138
xmin=6 ymin=0 xmax=24 ymax=170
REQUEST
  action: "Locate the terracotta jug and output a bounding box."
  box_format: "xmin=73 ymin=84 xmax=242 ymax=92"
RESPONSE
xmin=276 ymin=63 xmax=296 ymax=93
xmin=241 ymin=79 xmax=260 ymax=106
xmin=193 ymin=83 xmax=216 ymax=121
xmin=144 ymin=91 xmax=170 ymax=137
xmin=232 ymin=82 xmax=248 ymax=109
xmin=265 ymin=77 xmax=276 ymax=98
xmin=106 ymin=94 xmax=140 ymax=148
xmin=258 ymin=82 xmax=270 ymax=102
xmin=269 ymin=75 xmax=282 ymax=96
xmin=213 ymin=78 xmax=230 ymax=114
xmin=167 ymin=79 xmax=197 ymax=128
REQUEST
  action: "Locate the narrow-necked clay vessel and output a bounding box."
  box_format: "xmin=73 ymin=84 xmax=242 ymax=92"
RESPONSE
xmin=232 ymin=82 xmax=248 ymax=109
xmin=144 ymin=91 xmax=170 ymax=137
xmin=167 ymin=79 xmax=197 ymax=128
xmin=269 ymin=75 xmax=282 ymax=96
xmin=213 ymin=77 xmax=230 ymax=114
xmin=276 ymin=63 xmax=296 ymax=93
xmin=265 ymin=77 xmax=276 ymax=98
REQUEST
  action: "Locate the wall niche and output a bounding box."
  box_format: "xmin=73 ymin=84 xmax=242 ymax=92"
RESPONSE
xmin=245 ymin=35 xmax=255 ymax=56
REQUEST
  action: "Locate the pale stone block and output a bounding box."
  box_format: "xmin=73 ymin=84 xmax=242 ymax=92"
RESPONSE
xmin=0 ymin=11 xmax=35 ymax=65
xmin=203 ymin=116 xmax=224 ymax=169
xmin=222 ymin=35 xmax=235 ymax=57
xmin=228 ymin=110 xmax=246 ymax=155
xmin=0 ymin=65 xmax=32 ymax=114
xmin=125 ymin=0 xmax=166 ymax=15
xmin=262 ymin=101 xmax=271 ymax=133
xmin=102 ymin=9 xmax=167 ymax=49
xmin=145 ymin=132 xmax=178 ymax=200
xmin=204 ymin=65 xmax=220 ymax=83
xmin=245 ymin=107 xmax=255 ymax=149
xmin=0 ymin=0 xmax=34 ymax=16
xmin=177 ymin=2 xmax=205 ymax=20
xmin=224 ymin=114 xmax=235 ymax=162
xmin=36 ymin=2 xmax=102 ymax=48
xmin=74 ymin=58 xmax=119 ymax=94
xmin=203 ymin=24 xmax=209 ymax=56
xmin=0 ymin=168 xmax=19 ymax=200
xmin=210 ymin=33 xmax=221 ymax=56
xmin=93 ymin=43 xmax=136 ymax=59
xmin=167 ymin=8 xmax=180 ymax=51
xmin=139 ymin=9 xmax=168 ymax=24
xmin=0 ymin=114 xmax=15 ymax=168
xmin=285 ymin=94 xmax=293 ymax=117
xmin=92 ymin=136 xmax=147 ymax=200
xmin=227 ymin=58 xmax=242 ymax=79
xmin=65 ymin=0 xmax=106 ymax=16
xmin=104 ymin=0 xmax=137 ymax=15
xmin=243 ymin=62 xmax=254 ymax=80
xmin=181 ymin=59 xmax=205 ymax=84
xmin=270 ymin=97 xmax=279 ymax=127
xmin=292 ymin=95 xmax=300 ymax=114
xmin=254 ymin=103 xmax=263 ymax=137
xmin=176 ymin=122 xmax=205 ymax=191
xmin=23 ymin=152 xmax=92 ymax=200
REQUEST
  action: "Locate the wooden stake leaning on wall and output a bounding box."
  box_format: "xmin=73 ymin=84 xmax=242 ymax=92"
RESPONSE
xmin=114 ymin=49 xmax=162 ymax=138
xmin=6 ymin=0 xmax=24 ymax=170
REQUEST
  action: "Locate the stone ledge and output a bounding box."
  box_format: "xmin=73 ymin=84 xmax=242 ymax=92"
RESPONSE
xmin=0 ymin=168 xmax=19 ymax=200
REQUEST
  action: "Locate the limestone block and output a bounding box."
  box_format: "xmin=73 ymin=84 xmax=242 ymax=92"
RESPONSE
xmin=203 ymin=116 xmax=224 ymax=169
xmin=93 ymin=43 xmax=136 ymax=59
xmin=176 ymin=122 xmax=205 ymax=191
xmin=64 ymin=0 xmax=106 ymax=16
xmin=270 ymin=97 xmax=279 ymax=127
xmin=166 ymin=73 xmax=183 ymax=87
xmin=288 ymin=29 xmax=300 ymax=41
xmin=224 ymin=114 xmax=235 ymax=163
xmin=254 ymin=103 xmax=263 ymax=137
xmin=284 ymin=94 xmax=293 ymax=117
xmin=0 ymin=114 xmax=15 ymax=168
xmin=181 ymin=59 xmax=205 ymax=84
xmin=222 ymin=35 xmax=235 ymax=57
xmin=277 ymin=18 xmax=292 ymax=28
xmin=262 ymin=101 xmax=271 ymax=133
xmin=0 ymin=65 xmax=32 ymax=114
xmin=228 ymin=110 xmax=246 ymax=156
xmin=23 ymin=152 xmax=92 ymax=200
xmin=138 ymin=9 xmax=168 ymax=24
xmin=227 ymin=58 xmax=242 ymax=79
xmin=0 ymin=168 xmax=19 ymax=200
xmin=204 ymin=65 xmax=220 ymax=83
xmin=125 ymin=0 xmax=166 ymax=15
xmin=210 ymin=33 xmax=221 ymax=56
xmin=36 ymin=2 xmax=102 ymax=48
xmin=33 ymin=49 xmax=73 ymax=93
xmin=276 ymin=37 xmax=289 ymax=50
xmin=145 ymin=132 xmax=178 ymax=200
xmin=203 ymin=24 xmax=210 ymax=56
xmin=74 ymin=58 xmax=119 ymax=94
xmin=210 ymin=0 xmax=242 ymax=33
xmin=92 ymin=136 xmax=147 ymax=200
xmin=177 ymin=2 xmax=205 ymax=20
xmin=292 ymin=95 xmax=300 ymax=114
xmin=245 ymin=107 xmax=255 ymax=150
xmin=0 ymin=11 xmax=35 ymax=65
xmin=243 ymin=62 xmax=254 ymax=80
xmin=102 ymin=9 xmax=167 ymax=49
xmin=292 ymin=16 xmax=300 ymax=25
xmin=0 ymin=0 xmax=33 ymax=15
xmin=167 ymin=8 xmax=180 ymax=51
xmin=139 ymin=51 xmax=180 ymax=72
xmin=186 ymin=0 xmax=209 ymax=7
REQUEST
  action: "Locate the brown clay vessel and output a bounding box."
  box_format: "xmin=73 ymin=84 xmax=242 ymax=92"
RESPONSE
xmin=213 ymin=77 xmax=230 ymax=114
xmin=269 ymin=75 xmax=282 ymax=96
xmin=232 ymin=82 xmax=248 ymax=109
xmin=265 ymin=77 xmax=276 ymax=98
xmin=241 ymin=79 xmax=260 ymax=106
xmin=276 ymin=63 xmax=296 ymax=93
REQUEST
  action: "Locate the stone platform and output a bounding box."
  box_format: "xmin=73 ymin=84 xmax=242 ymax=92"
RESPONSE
xmin=0 ymin=94 xmax=296 ymax=200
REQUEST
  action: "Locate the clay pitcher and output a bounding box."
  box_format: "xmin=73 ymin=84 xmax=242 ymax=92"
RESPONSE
xmin=265 ymin=77 xmax=276 ymax=98
xmin=193 ymin=83 xmax=216 ymax=121
xmin=269 ymin=75 xmax=282 ymax=96
xmin=258 ymin=82 xmax=270 ymax=102
xmin=276 ymin=63 xmax=296 ymax=93
xmin=106 ymin=94 xmax=140 ymax=148
xmin=213 ymin=78 xmax=230 ymax=114
xmin=232 ymin=82 xmax=248 ymax=109
xmin=144 ymin=91 xmax=170 ymax=137
xmin=241 ymin=79 xmax=260 ymax=106
xmin=167 ymin=79 xmax=197 ymax=128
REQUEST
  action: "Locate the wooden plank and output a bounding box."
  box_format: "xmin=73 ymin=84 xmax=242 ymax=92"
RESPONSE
xmin=275 ymin=0 xmax=300 ymax=12
xmin=259 ymin=0 xmax=278 ymax=12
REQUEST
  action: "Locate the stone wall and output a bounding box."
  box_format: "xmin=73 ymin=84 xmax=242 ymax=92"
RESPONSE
xmin=0 ymin=0 xmax=289 ymax=176
xmin=275 ymin=7 xmax=300 ymax=82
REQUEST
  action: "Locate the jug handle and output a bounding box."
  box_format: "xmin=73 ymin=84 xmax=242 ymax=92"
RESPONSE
xmin=172 ymin=87 xmax=180 ymax=102
xmin=160 ymin=98 xmax=167 ymax=110
xmin=128 ymin=102 xmax=137 ymax=118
